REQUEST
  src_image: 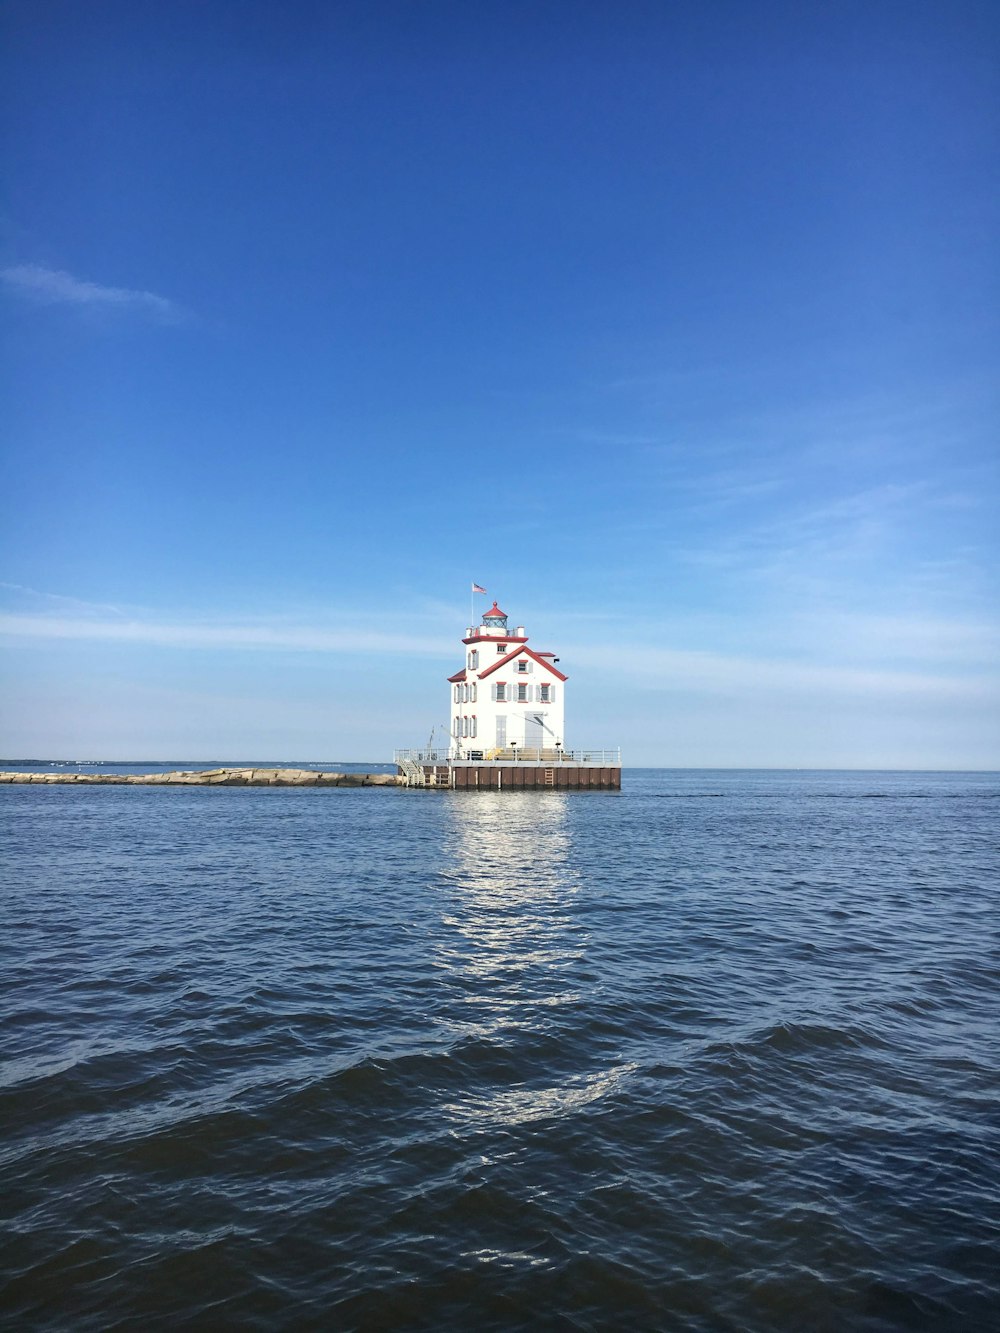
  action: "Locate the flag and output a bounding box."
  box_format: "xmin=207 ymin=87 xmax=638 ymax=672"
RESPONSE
xmin=472 ymin=582 xmax=486 ymax=594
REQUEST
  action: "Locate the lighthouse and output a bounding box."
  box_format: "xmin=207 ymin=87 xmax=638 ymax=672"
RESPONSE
xmin=394 ymin=597 xmax=620 ymax=788
xmin=447 ymin=600 xmax=567 ymax=758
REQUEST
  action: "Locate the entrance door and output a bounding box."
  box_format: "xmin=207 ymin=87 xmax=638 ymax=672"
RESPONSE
xmin=523 ymin=713 xmax=545 ymax=753
xmin=495 ymin=716 xmax=506 ymax=748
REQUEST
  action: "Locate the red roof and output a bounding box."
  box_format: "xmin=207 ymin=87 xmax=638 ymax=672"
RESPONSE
xmin=447 ymin=667 xmax=467 ymax=683
xmin=478 ymin=645 xmax=568 ymax=683
xmin=482 ymin=601 xmax=507 ymax=619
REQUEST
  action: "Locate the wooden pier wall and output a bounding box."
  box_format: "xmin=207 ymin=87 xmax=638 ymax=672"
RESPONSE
xmin=417 ymin=765 xmax=621 ymax=790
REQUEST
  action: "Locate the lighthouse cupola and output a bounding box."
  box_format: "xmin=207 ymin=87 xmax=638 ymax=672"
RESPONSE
xmin=481 ymin=601 xmax=508 ymax=632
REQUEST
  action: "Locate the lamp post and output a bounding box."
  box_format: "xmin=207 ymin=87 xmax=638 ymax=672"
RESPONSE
xmin=511 ymin=742 xmax=518 ymax=763
xmin=555 ymin=741 xmax=562 ymax=763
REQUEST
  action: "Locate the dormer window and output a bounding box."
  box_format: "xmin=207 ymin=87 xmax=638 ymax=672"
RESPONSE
xmin=516 ymin=660 xmax=529 ymax=673
xmin=496 ymin=643 xmax=507 ymax=654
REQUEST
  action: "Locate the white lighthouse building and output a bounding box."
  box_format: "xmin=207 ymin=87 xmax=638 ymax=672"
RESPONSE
xmin=448 ymin=600 xmax=567 ymax=758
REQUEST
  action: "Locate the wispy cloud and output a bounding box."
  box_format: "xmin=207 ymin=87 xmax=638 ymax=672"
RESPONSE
xmin=2 ymin=603 xmax=995 ymax=707
xmin=0 ymin=610 xmax=448 ymax=657
xmin=0 ymin=581 xmax=131 ymax=617
xmin=569 ymin=640 xmax=998 ymax=703
xmin=1 ymin=264 xmax=182 ymax=322
xmin=667 ymin=480 xmax=989 ymax=614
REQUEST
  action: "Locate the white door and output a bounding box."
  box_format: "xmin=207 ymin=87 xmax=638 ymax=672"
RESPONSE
xmin=523 ymin=713 xmax=545 ymax=751
xmin=495 ymin=716 xmax=507 ymax=747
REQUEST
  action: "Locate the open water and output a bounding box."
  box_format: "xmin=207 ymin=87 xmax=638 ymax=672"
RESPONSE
xmin=1 ymin=768 xmax=998 ymax=1331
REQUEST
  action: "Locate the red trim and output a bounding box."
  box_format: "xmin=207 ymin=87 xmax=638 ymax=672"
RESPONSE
xmin=482 ymin=601 xmax=507 ymax=619
xmin=447 ymin=668 xmax=467 ymax=683
xmin=478 ymin=645 xmax=568 ymax=682
xmin=462 ymin=634 xmax=528 ymax=646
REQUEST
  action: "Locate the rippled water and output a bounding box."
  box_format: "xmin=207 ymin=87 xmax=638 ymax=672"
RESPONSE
xmin=2 ymin=769 xmax=998 ymax=1330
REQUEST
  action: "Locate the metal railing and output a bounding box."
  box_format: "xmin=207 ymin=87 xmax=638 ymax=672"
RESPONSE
xmin=394 ymin=748 xmax=454 ymax=765
xmin=396 ymin=755 xmax=427 ymax=787
xmin=394 ymin=747 xmax=621 ymax=766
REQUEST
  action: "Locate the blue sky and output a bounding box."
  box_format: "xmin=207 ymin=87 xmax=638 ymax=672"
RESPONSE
xmin=1 ymin=0 xmax=997 ymax=766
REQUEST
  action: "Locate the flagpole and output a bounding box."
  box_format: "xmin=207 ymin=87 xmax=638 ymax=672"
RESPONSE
xmin=470 ymin=581 xmax=485 ymax=630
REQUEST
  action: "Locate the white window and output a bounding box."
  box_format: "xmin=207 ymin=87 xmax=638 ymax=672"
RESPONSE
xmin=462 ymin=716 xmax=469 ymax=737
xmin=539 ymin=683 xmax=550 ymax=703
xmin=517 ymin=682 xmax=528 ymax=701
xmin=454 ymin=684 xmax=460 ymax=703
xmin=496 ymin=643 xmax=506 ymax=654
xmin=494 ymin=682 xmax=506 ymax=702
xmin=470 ymin=683 xmax=477 ymax=703
xmin=516 ymin=659 xmax=529 ymax=673
xmin=453 ymin=716 xmax=461 ymax=737
xmin=468 ymin=650 xmax=479 ymax=670
xmin=470 ymin=715 xmax=477 ymax=738
xmin=463 ymin=683 xmax=469 ymax=702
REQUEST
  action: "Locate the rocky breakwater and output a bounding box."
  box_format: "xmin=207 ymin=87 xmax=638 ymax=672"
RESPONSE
xmin=0 ymin=768 xmax=402 ymax=787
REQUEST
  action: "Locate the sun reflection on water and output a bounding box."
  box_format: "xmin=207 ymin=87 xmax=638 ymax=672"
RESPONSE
xmin=437 ymin=791 xmax=584 ymax=990
xmin=434 ymin=793 xmax=634 ymax=1128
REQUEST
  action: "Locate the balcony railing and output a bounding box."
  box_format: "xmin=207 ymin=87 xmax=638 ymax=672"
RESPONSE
xmin=394 ymin=747 xmax=622 ymax=767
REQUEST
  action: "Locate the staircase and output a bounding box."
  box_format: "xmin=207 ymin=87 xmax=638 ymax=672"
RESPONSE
xmin=398 ymin=756 xmax=426 ymax=788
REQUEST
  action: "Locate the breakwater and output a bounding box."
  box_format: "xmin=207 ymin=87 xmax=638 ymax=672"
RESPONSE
xmin=0 ymin=767 xmax=401 ymax=786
